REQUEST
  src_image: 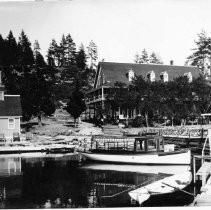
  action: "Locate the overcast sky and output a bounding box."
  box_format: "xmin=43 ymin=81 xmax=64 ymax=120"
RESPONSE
xmin=0 ymin=0 xmax=211 ymax=65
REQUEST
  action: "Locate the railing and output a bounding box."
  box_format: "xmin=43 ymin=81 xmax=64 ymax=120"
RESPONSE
xmin=86 ymin=94 xmax=109 ymax=104
xmin=139 ymin=128 xmax=207 ymax=139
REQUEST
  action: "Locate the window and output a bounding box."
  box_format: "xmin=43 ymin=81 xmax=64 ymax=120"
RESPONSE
xmin=184 ymin=72 xmax=192 ymax=83
xmin=147 ymin=139 xmax=157 ymax=151
xmin=0 ymin=91 xmax=4 ymax=101
xmin=8 ymin=118 xmax=15 ymax=129
xmin=128 ymin=69 xmax=135 ymax=82
xmin=160 ymin=71 xmax=169 ymax=82
xmin=147 ymin=71 xmax=155 ymax=82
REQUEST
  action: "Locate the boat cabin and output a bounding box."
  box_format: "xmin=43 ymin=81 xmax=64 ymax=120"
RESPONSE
xmin=90 ymin=135 xmax=165 ymax=153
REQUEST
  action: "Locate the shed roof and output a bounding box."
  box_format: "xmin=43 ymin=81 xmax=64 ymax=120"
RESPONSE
xmin=96 ymin=62 xmax=200 ymax=87
xmin=0 ymin=95 xmax=22 ymax=117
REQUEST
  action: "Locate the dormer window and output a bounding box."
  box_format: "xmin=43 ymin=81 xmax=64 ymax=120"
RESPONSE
xmin=160 ymin=71 xmax=168 ymax=82
xmin=184 ymin=72 xmax=192 ymax=83
xmin=128 ymin=69 xmax=135 ymax=82
xmin=147 ymin=71 xmax=155 ymax=82
xmin=0 ymin=91 xmax=4 ymax=101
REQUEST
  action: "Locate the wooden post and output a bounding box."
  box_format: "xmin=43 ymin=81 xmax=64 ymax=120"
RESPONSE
xmin=157 ymin=138 xmax=160 ymax=151
xmin=209 ymin=129 xmax=211 ymax=156
xmin=206 ymin=129 xmax=211 ymax=157
xmin=193 ymin=155 xmax=196 ymax=184
xmin=145 ymin=139 xmax=148 ymax=151
xmin=134 ymin=139 xmax=137 ymax=152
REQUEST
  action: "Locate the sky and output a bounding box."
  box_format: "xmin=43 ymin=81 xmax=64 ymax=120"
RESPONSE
xmin=0 ymin=0 xmax=211 ymax=65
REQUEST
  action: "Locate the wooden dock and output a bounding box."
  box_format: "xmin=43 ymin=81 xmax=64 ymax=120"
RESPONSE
xmin=192 ymin=176 xmax=211 ymax=206
xmin=192 ymin=155 xmax=211 ymax=206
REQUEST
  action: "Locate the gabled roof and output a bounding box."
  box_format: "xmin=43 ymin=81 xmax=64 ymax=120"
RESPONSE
xmin=95 ymin=62 xmax=200 ymax=87
xmin=0 ymin=95 xmax=22 ymax=117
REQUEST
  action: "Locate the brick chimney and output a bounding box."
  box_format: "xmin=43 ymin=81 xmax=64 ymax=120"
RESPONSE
xmin=170 ymin=60 xmax=174 ymax=65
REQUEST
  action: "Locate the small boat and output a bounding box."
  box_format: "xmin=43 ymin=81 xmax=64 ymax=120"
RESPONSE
xmin=0 ymin=143 xmax=46 ymax=154
xmin=0 ymin=142 xmax=75 ymax=155
xmin=129 ymin=171 xmax=192 ymax=205
xmin=81 ymin=134 xmax=191 ymax=165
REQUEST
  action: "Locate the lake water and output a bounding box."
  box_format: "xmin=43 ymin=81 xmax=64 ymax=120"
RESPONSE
xmin=0 ymin=154 xmax=197 ymax=208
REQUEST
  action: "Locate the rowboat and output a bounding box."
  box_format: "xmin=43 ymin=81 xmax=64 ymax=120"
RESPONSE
xmin=81 ymin=135 xmax=191 ymax=165
xmin=129 ymin=171 xmax=192 ymax=205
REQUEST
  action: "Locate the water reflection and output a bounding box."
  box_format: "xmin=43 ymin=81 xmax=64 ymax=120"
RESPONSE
xmin=0 ymin=155 xmax=194 ymax=208
xmin=0 ymin=157 xmax=22 ymax=208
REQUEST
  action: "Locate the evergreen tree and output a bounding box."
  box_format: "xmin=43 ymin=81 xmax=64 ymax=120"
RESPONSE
xmin=32 ymin=40 xmax=55 ymax=125
xmin=187 ymin=30 xmax=211 ymax=74
xmin=59 ymin=34 xmax=66 ymax=66
xmin=5 ymin=31 xmax=19 ymax=66
xmin=149 ymin=52 xmax=163 ymax=64
xmin=17 ymin=31 xmax=35 ymax=120
xmin=134 ymin=52 xmax=141 ymax=63
xmin=0 ymin=34 xmax=5 ymax=67
xmin=76 ymin=44 xmax=87 ymax=70
xmin=65 ymin=33 xmax=76 ymax=65
xmin=18 ymin=30 xmax=34 ymax=68
xmin=87 ymin=40 xmax=98 ymax=70
xmin=139 ymin=49 xmax=149 ymax=64
xmin=66 ymin=77 xmax=86 ymax=127
xmin=47 ymin=39 xmax=59 ymax=67
xmin=2 ymin=31 xmax=20 ymax=94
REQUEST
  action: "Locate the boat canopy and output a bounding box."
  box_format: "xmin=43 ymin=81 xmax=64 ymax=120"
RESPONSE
xmin=90 ymin=135 xmax=164 ymax=153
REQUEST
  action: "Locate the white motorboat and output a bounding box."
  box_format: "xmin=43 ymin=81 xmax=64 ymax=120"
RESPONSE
xmin=81 ymin=135 xmax=191 ymax=165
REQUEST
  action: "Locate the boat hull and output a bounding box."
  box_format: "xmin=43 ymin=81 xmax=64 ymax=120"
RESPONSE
xmin=81 ymin=150 xmax=191 ymax=165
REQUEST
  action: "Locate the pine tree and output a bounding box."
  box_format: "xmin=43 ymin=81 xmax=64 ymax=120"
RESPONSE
xmin=76 ymin=44 xmax=87 ymax=70
xmin=0 ymin=34 xmax=5 ymax=67
xmin=32 ymin=40 xmax=55 ymax=125
xmin=59 ymin=34 xmax=66 ymax=66
xmin=66 ymin=77 xmax=86 ymax=127
xmin=187 ymin=30 xmax=211 ymax=74
xmin=139 ymin=49 xmax=149 ymax=64
xmin=134 ymin=52 xmax=141 ymax=63
xmin=17 ymin=31 xmax=35 ymax=120
xmin=65 ymin=33 xmax=76 ymax=65
xmin=47 ymin=39 xmax=59 ymax=67
xmin=5 ymin=31 xmax=19 ymax=66
xmin=149 ymin=52 xmax=163 ymax=64
xmin=18 ymin=30 xmax=34 ymax=68
xmin=2 ymin=31 xmax=20 ymax=94
xmin=87 ymin=40 xmax=98 ymax=70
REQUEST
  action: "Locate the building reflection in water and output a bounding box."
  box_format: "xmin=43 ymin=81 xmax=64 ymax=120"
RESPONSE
xmin=0 ymin=156 xmax=22 ymax=208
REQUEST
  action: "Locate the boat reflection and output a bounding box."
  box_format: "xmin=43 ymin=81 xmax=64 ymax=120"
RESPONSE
xmin=80 ymin=163 xmax=191 ymax=175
